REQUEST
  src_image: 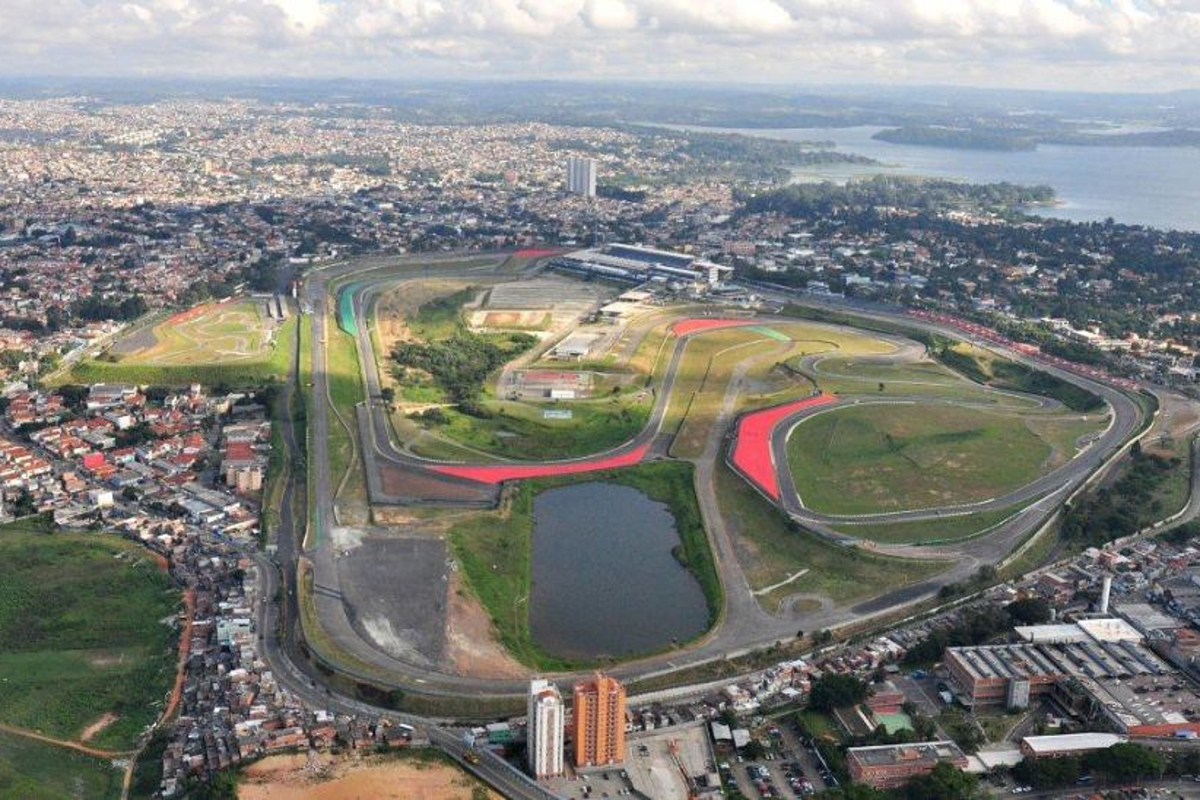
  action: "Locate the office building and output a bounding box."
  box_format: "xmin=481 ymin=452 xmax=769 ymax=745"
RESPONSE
xmin=566 ymin=156 xmax=597 ymax=197
xmin=573 ymin=673 xmax=626 ymax=768
xmin=527 ymin=679 xmax=565 ymax=779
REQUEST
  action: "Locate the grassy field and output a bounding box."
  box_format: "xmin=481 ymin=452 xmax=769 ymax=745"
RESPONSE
xmin=787 ymin=403 xmax=1053 ymax=515
xmin=715 ymin=465 xmax=949 ymax=611
xmin=65 ymin=308 xmax=296 ymax=388
xmin=0 ymin=728 xmax=124 ymax=799
xmin=0 ymin=519 xmax=178 ymax=751
xmin=832 ymin=505 xmax=1022 ymax=545
xmin=448 ymin=462 xmax=719 ymax=670
xmin=417 ymin=395 xmax=653 ymax=460
xmin=809 ymin=356 xmax=1038 ymax=407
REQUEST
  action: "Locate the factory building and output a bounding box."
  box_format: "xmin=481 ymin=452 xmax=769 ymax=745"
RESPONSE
xmin=945 ymin=619 xmax=1200 ymax=737
xmin=551 ymin=243 xmax=732 ymax=287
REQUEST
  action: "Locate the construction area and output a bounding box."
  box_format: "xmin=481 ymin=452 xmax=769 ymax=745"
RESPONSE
xmin=467 ymin=278 xmax=613 ymax=334
xmin=623 ymin=722 xmax=719 ymax=800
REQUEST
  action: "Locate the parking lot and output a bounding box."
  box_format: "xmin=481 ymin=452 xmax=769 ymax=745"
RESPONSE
xmin=721 ymin=719 xmax=834 ymax=799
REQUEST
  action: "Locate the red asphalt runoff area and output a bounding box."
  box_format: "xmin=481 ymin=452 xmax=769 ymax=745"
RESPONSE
xmin=429 ymin=441 xmax=652 ymax=484
xmin=731 ymin=393 xmax=836 ymax=501
xmin=670 ymin=317 xmax=759 ymax=337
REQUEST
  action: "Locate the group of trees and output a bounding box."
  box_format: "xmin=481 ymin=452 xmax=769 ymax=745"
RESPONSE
xmin=873 ymin=125 xmax=1037 ymax=152
xmin=71 ymin=293 xmax=148 ymax=322
xmin=1061 ymin=443 xmax=1183 ymax=548
xmin=807 ymin=674 xmax=870 ymax=712
xmin=740 ymin=176 xmax=1055 ymax=217
xmin=1011 ymin=742 xmax=1169 ymax=789
xmin=901 ymin=601 xmax=1019 ymax=667
xmin=392 ymin=330 xmax=535 ymax=408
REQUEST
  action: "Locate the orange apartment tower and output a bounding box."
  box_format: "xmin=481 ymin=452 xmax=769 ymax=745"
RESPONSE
xmin=573 ymin=673 xmax=626 ymax=768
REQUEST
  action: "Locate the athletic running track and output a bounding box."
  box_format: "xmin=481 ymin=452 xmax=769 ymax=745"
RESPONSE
xmin=730 ymin=393 xmax=837 ymax=501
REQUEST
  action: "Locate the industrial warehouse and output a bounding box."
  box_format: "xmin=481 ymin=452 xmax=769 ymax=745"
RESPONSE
xmin=550 ymin=243 xmax=732 ymax=287
xmin=945 ymin=616 xmax=1200 ymax=738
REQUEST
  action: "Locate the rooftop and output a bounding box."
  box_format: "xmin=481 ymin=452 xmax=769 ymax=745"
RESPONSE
xmin=1021 ymin=733 xmax=1124 ymax=754
xmin=847 ymin=741 xmax=966 ymax=769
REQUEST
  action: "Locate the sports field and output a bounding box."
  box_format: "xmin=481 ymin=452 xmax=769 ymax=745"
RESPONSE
xmin=787 ymin=403 xmax=1055 ymax=515
xmin=66 ymin=296 xmax=295 ymax=386
xmin=0 ymin=519 xmax=179 ymax=751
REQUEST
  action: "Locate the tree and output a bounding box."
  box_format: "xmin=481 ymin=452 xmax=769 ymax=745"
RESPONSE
xmin=903 ymin=763 xmax=981 ymax=800
xmin=380 ymin=386 xmax=396 ymax=404
xmin=1005 ymin=597 xmax=1052 ymax=625
xmin=1086 ymin=742 xmax=1165 ymax=783
xmin=808 ymin=674 xmax=869 ymax=711
xmin=741 ymin=739 xmax=768 ymax=760
xmin=1012 ymin=754 xmax=1083 ymax=789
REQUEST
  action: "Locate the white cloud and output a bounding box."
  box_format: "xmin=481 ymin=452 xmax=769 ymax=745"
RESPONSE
xmin=0 ymin=0 xmax=1198 ymax=89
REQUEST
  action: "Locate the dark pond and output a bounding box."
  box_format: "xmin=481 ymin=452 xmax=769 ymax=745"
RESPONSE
xmin=528 ymin=482 xmax=711 ymax=661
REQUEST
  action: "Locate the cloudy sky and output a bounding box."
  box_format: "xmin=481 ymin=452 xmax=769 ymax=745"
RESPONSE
xmin=1 ymin=0 xmax=1198 ymax=91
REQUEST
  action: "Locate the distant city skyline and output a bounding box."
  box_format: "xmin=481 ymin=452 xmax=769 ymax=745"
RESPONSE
xmin=2 ymin=1 xmax=1200 ymax=93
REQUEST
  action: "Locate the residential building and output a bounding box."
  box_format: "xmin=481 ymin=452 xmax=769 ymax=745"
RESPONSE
xmin=573 ymin=673 xmax=626 ymax=768
xmin=566 ymin=156 xmax=596 ymax=198
xmin=527 ymin=679 xmax=565 ymax=779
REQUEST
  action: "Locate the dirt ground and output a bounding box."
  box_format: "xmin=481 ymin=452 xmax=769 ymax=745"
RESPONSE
xmin=376 ymin=279 xmax=471 ymax=348
xmin=79 ymin=712 xmax=118 ymax=742
xmin=443 ymin=569 xmax=528 ymax=679
xmin=239 ymin=751 xmax=499 ymax=800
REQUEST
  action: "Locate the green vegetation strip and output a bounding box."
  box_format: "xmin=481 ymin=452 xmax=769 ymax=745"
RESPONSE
xmin=448 ymin=462 xmax=720 ymax=671
xmin=0 ymin=518 xmax=179 ymax=751
xmin=833 ymin=505 xmax=1021 ymax=545
xmin=751 ymin=325 xmax=791 ymax=342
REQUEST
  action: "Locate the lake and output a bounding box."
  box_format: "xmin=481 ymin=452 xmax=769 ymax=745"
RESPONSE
xmin=528 ymin=482 xmax=710 ymax=661
xmin=674 ymin=124 xmax=1200 ymax=232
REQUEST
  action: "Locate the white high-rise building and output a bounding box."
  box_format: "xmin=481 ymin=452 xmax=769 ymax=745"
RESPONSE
xmin=527 ymin=678 xmax=565 ymax=779
xmin=566 ymin=156 xmax=597 ymax=197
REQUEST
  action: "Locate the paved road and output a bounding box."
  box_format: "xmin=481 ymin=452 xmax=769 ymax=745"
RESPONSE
xmin=277 ymin=253 xmax=1150 ymax=701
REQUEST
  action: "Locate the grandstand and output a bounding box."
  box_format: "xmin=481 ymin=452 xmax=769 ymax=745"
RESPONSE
xmin=551 ymin=243 xmax=731 ymax=287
